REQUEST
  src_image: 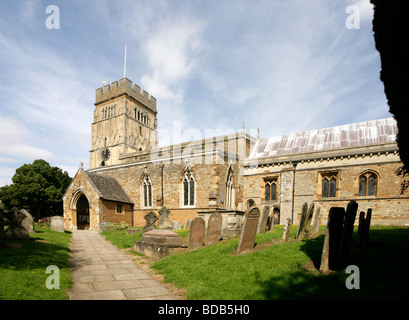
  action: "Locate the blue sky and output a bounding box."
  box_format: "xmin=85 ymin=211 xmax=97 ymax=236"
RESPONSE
xmin=0 ymin=0 xmax=390 ymax=186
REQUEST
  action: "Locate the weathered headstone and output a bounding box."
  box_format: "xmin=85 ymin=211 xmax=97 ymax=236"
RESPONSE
xmin=357 ymin=211 xmax=365 ymax=247
xmin=237 ymin=207 xmax=260 ymax=254
xmin=50 ymin=216 xmax=65 ymax=233
xmin=282 ymin=218 xmax=291 ymax=242
xmin=339 ymin=200 xmax=358 ymax=263
xmin=172 ymin=220 xmax=181 ymax=231
xmin=135 ymin=229 xmax=184 ymax=258
xmin=158 ymin=206 xmax=173 ymax=230
xmin=311 ymin=206 xmax=321 ymax=234
xmin=298 ymin=202 xmax=315 ymax=240
xmin=295 ymin=203 xmax=308 ymax=239
xmin=20 ymin=209 xmax=35 ymax=233
xmin=4 ymin=207 xmax=29 ymax=241
xmin=0 ymin=209 xmax=4 ymax=241
xmin=184 ymin=219 xmax=191 ymax=229
xmin=143 ymin=211 xmax=158 ymax=233
xmin=319 ymin=207 xmax=345 ymax=272
xmin=206 ymin=212 xmax=222 ymax=245
xmin=188 ymin=217 xmax=206 ymax=250
xmin=258 ymin=206 xmax=270 ymax=233
xmin=358 ymin=208 xmax=372 ymax=248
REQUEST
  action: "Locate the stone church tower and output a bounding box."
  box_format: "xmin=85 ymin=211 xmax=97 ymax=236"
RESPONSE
xmin=89 ymin=78 xmax=158 ymax=169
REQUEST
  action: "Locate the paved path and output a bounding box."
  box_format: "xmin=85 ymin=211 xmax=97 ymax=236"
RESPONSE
xmin=68 ymin=230 xmax=177 ymax=300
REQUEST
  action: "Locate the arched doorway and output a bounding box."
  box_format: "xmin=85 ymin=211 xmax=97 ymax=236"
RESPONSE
xmin=76 ymin=194 xmax=90 ymax=230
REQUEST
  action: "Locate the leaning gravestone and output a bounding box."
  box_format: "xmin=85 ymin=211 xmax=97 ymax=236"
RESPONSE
xmin=319 ymin=207 xmax=345 ymax=272
xmin=358 ymin=208 xmax=372 ymax=248
xmin=206 ymin=212 xmax=222 ymax=245
xmin=237 ymin=207 xmax=260 ymax=254
xmin=4 ymin=207 xmax=29 ymax=241
xmin=189 ymin=217 xmax=206 ymax=250
xmin=311 ymin=206 xmax=321 ymax=235
xmin=143 ymin=211 xmax=158 ymax=233
xmin=158 ymin=206 xmax=173 ymax=230
xmin=0 ymin=209 xmax=4 ymax=241
xmin=298 ymin=202 xmax=315 ymax=240
xmin=258 ymin=206 xmax=270 ymax=233
xmin=51 ymin=216 xmax=65 ymax=233
xmin=20 ymin=209 xmax=35 ymax=233
xmin=295 ymin=203 xmax=308 ymax=239
xmin=172 ymin=220 xmax=181 ymax=230
xmin=184 ymin=219 xmax=191 ymax=229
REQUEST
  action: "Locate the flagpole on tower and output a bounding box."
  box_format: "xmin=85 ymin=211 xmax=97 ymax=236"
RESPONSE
xmin=123 ymin=45 xmax=127 ymax=78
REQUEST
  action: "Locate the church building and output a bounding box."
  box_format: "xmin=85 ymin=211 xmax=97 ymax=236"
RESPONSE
xmin=62 ymin=77 xmax=409 ymax=231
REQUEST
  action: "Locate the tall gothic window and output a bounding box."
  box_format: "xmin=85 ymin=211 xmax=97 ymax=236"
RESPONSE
xmin=321 ymin=173 xmax=338 ymax=198
xmin=183 ymin=169 xmax=195 ymax=206
xmin=264 ymin=180 xmax=277 ymax=201
xmin=143 ymin=175 xmax=152 ymax=207
xmin=358 ymin=172 xmax=378 ymax=196
xmin=226 ymin=168 xmax=234 ymax=208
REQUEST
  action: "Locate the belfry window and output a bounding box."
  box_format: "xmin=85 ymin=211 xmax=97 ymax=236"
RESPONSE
xmin=143 ymin=175 xmax=152 ymax=207
xmin=358 ymin=172 xmax=378 ymax=196
xmin=183 ymin=169 xmax=195 ymax=206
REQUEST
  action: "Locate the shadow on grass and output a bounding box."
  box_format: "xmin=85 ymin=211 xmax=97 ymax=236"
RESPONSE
xmin=252 ymin=227 xmax=409 ymax=300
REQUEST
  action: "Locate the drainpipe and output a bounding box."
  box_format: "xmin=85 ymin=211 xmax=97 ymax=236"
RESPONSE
xmin=160 ymin=164 xmax=164 ymax=206
xmin=291 ymin=162 xmax=298 ymax=224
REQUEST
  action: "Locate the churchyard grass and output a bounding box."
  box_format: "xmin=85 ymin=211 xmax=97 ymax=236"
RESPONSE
xmin=102 ymin=225 xmax=409 ymax=299
xmin=0 ymin=226 xmax=72 ymax=300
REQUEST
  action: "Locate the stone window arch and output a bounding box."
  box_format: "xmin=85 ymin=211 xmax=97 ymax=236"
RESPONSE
xmin=182 ymin=167 xmax=195 ymax=206
xmin=141 ymin=174 xmax=152 ymax=207
xmin=320 ymin=172 xmax=338 ymax=198
xmin=358 ymin=170 xmax=379 ymax=196
xmin=225 ymin=167 xmax=235 ymax=208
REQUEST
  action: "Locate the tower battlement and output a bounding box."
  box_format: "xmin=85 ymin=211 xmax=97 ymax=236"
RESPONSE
xmin=95 ymin=77 xmax=157 ymax=111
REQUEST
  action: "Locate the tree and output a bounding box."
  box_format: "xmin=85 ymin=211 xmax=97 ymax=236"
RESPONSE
xmin=0 ymin=160 xmax=72 ymax=220
xmin=370 ymin=0 xmax=409 ymax=170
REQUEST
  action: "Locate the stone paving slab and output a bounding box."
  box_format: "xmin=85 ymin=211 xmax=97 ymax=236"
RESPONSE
xmin=68 ymin=230 xmax=178 ymax=300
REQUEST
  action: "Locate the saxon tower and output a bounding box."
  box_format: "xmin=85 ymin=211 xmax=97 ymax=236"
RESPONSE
xmin=90 ymin=78 xmax=158 ymax=169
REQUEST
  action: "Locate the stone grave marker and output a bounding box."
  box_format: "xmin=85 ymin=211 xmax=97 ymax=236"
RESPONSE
xmin=237 ymin=207 xmax=260 ymax=254
xmin=20 ymin=209 xmax=35 ymax=233
xmin=188 ymin=217 xmax=206 ymax=250
xmin=282 ymin=218 xmax=291 ymax=242
xmin=158 ymin=206 xmax=173 ymax=230
xmin=295 ymin=203 xmax=308 ymax=239
xmin=298 ymin=202 xmax=315 ymax=240
xmin=311 ymin=206 xmax=321 ymax=234
xmin=206 ymin=212 xmax=222 ymax=245
xmin=51 ymin=216 xmax=65 ymax=232
xmin=172 ymin=220 xmax=181 ymax=230
xmin=4 ymin=207 xmax=29 ymax=241
xmin=184 ymin=219 xmax=191 ymax=229
xmin=143 ymin=211 xmax=158 ymax=233
xmin=339 ymin=200 xmax=358 ymax=262
xmin=258 ymin=206 xmax=270 ymax=233
xmin=358 ymin=208 xmax=372 ymax=248
xmin=319 ymin=206 xmax=345 ymax=272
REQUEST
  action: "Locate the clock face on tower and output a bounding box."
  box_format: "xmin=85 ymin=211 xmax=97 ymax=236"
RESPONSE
xmin=101 ymin=148 xmax=110 ymax=161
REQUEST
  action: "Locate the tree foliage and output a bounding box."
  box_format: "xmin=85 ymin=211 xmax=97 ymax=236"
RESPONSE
xmin=0 ymin=160 xmax=72 ymax=220
xmin=371 ymin=0 xmax=409 ymax=170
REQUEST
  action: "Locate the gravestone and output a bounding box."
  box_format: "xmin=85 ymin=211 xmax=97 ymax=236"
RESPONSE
xmin=184 ymin=219 xmax=191 ymax=229
xmin=206 ymin=212 xmax=222 ymax=245
xmin=237 ymin=207 xmax=260 ymax=254
xmin=311 ymin=206 xmax=321 ymax=234
xmin=297 ymin=202 xmax=315 ymax=240
xmin=188 ymin=217 xmax=206 ymax=250
xmin=319 ymin=207 xmax=345 ymax=272
xmin=143 ymin=211 xmax=158 ymax=233
xmin=339 ymin=200 xmax=358 ymax=263
xmin=50 ymin=216 xmax=65 ymax=232
xmin=258 ymin=206 xmax=270 ymax=233
xmin=282 ymin=218 xmax=291 ymax=242
xmin=358 ymin=208 xmax=372 ymax=248
xmin=295 ymin=203 xmax=308 ymax=239
xmin=20 ymin=209 xmax=35 ymax=233
xmin=158 ymin=206 xmax=173 ymax=230
xmin=134 ymin=229 xmax=185 ymax=258
xmin=172 ymin=220 xmax=181 ymax=231
xmin=4 ymin=207 xmax=29 ymax=241
xmin=0 ymin=209 xmax=4 ymax=241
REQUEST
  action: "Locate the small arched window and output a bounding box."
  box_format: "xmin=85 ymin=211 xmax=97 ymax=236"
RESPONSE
xmin=183 ymin=169 xmax=195 ymax=206
xmin=358 ymin=172 xmax=378 ymax=196
xmin=226 ymin=167 xmax=234 ymax=208
xmin=264 ymin=181 xmax=277 ymax=201
xmin=321 ymin=173 xmax=338 ymax=198
xmin=142 ymin=175 xmax=152 ymax=207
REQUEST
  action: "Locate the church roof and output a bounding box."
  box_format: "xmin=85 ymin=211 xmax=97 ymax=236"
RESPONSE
xmin=84 ymin=171 xmax=133 ymax=204
xmin=250 ymin=117 xmax=398 ymax=159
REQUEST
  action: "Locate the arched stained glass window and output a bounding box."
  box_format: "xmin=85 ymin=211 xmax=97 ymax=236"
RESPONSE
xmin=358 ymin=171 xmax=378 ymax=196
xmin=321 ymin=173 xmax=338 ymax=198
xmin=143 ymin=175 xmax=152 ymax=207
xmin=226 ymin=168 xmax=234 ymax=208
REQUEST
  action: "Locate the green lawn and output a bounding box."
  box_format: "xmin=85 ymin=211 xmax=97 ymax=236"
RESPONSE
xmin=0 ymin=226 xmax=72 ymax=300
xmin=103 ymin=225 xmax=409 ymax=300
